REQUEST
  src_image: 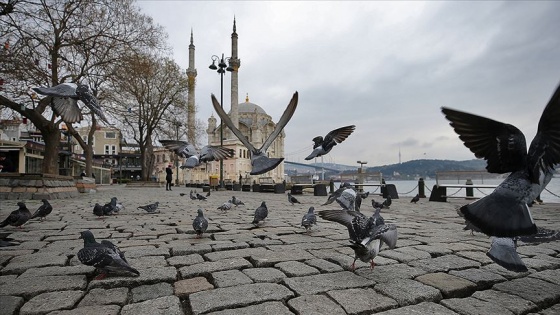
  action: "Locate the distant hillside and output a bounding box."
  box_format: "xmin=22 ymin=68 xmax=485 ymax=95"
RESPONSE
xmin=285 ymin=159 xmax=489 ymax=180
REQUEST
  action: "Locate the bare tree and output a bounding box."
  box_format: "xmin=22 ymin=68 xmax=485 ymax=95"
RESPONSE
xmin=108 ymin=53 xmax=189 ymax=180
xmin=0 ymin=0 xmax=166 ymax=174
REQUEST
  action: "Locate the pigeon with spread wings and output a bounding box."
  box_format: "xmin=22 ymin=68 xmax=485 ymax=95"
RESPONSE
xmin=159 ymin=140 xmax=234 ymax=169
xmin=442 ymin=83 xmax=560 ymax=271
xmin=305 ymin=125 xmax=356 ymax=160
xmin=33 ymin=83 xmax=109 ymax=124
xmin=211 ymin=92 xmax=298 ymax=175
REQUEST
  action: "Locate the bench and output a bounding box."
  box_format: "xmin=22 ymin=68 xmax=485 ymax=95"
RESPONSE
xmin=429 ymin=171 xmax=498 ymax=202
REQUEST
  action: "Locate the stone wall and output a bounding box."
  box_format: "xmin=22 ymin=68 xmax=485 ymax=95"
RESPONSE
xmin=0 ymin=173 xmax=79 ymax=200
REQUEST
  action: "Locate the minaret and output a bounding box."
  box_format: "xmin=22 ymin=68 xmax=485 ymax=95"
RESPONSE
xmin=229 ymin=17 xmax=241 ymax=130
xmin=186 ymin=29 xmax=197 ymax=144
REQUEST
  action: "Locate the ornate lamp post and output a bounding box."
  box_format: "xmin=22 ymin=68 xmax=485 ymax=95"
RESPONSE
xmin=209 ymin=53 xmax=233 ymax=189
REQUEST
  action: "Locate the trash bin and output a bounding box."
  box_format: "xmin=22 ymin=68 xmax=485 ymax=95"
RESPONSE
xmin=233 ymin=183 xmax=241 ymax=191
xmin=202 ymin=185 xmax=210 ymax=193
xmin=252 ymin=184 xmax=261 ymax=192
xmin=314 ymin=184 xmax=327 ymax=196
xmin=274 ymin=183 xmax=285 ymax=194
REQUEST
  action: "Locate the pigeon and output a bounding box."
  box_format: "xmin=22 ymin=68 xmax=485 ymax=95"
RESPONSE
xmin=33 ymin=83 xmax=109 ymax=124
xmin=336 ymin=186 xmax=357 ymax=211
xmin=287 ymin=192 xmax=301 ymax=205
xmin=518 ymin=226 xmax=560 ymax=243
xmin=323 ymin=182 xmax=353 ymax=206
xmin=301 ymin=206 xmax=317 ymax=232
xmin=192 ymin=208 xmax=208 ymax=238
xmin=212 ymin=92 xmax=298 ymax=175
xmin=410 ymin=194 xmax=420 ymax=204
xmin=115 ymin=200 xmax=125 ymax=214
xmin=382 ymin=196 xmax=392 ymax=209
xmin=442 ymin=83 xmax=560 ymax=272
xmin=180 ymin=193 xmax=187 ymax=197
xmin=0 ymin=235 xmax=19 ymax=247
xmin=231 ymin=196 xmax=245 ymax=207
xmin=30 ymin=199 xmax=53 ymax=221
xmin=102 ymin=197 xmax=117 ymax=216
xmin=0 ymin=202 xmax=31 ymax=229
xmin=92 ymin=203 xmax=104 ymax=218
xmin=137 ymin=202 xmax=159 ymax=213
xmin=206 ymin=190 xmax=211 ymax=197
xmin=196 ymin=193 xmax=207 ymax=201
xmin=319 ymin=208 xmax=397 ymax=271
xmin=371 ymin=199 xmax=384 ymax=209
xmin=252 ymin=201 xmax=268 ymax=225
xmin=189 ymin=190 xmax=197 ymax=200
xmin=77 ymin=230 xmax=139 ymax=280
xmin=305 ymin=125 xmax=356 ymax=160
xmin=217 ymin=200 xmax=233 ymax=212
xmin=159 ymin=140 xmax=234 ymax=169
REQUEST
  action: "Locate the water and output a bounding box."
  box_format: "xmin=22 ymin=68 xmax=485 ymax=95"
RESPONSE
xmin=337 ymin=177 xmax=560 ymax=203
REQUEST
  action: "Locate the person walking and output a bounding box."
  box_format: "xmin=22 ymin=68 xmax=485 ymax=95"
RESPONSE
xmin=165 ymin=164 xmax=173 ymax=191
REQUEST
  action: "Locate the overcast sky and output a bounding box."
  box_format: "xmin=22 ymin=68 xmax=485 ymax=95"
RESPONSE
xmin=136 ymin=1 xmax=560 ymax=167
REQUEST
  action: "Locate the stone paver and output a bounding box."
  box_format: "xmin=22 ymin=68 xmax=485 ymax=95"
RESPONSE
xmin=0 ymin=187 xmax=558 ymax=315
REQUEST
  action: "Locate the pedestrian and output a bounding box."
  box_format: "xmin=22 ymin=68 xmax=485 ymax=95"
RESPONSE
xmin=0 ymin=153 xmax=15 ymax=172
xmin=80 ymin=170 xmax=86 ymax=177
xmin=165 ymin=164 xmax=173 ymax=191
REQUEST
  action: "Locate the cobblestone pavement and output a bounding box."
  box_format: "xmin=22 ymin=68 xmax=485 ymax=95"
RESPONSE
xmin=1 ymin=185 xmax=559 ymax=315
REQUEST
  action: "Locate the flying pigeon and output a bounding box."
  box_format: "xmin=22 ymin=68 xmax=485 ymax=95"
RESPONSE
xmin=319 ymin=208 xmax=397 ymax=271
xmin=159 ymin=140 xmax=234 ymax=169
xmin=92 ymin=203 xmax=104 ymax=218
xmin=0 ymin=202 xmax=31 ymax=229
xmin=323 ymin=182 xmax=353 ymax=206
xmin=33 ymin=83 xmax=109 ymax=124
xmin=137 ymin=202 xmax=159 ymax=213
xmin=301 ymin=206 xmax=317 ymax=232
xmin=30 ymin=199 xmax=53 ymax=221
xmin=192 ymin=208 xmax=209 ymax=238
xmin=77 ymin=230 xmax=139 ymax=280
xmin=252 ymin=201 xmax=268 ymax=225
xmin=212 ymin=92 xmax=298 ymax=175
xmin=305 ymin=125 xmax=356 ymax=160
xmin=410 ymin=194 xmax=420 ymax=204
xmin=196 ymin=193 xmax=207 ymax=201
xmin=442 ymin=83 xmax=560 ymax=272
xmin=231 ymin=196 xmax=245 ymax=207
xmin=217 ymin=200 xmax=233 ymax=212
xmin=486 ymin=237 xmax=528 ymax=273
xmin=287 ymin=192 xmax=301 ymax=205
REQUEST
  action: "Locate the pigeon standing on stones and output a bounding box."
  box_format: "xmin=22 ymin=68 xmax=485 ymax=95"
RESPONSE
xmin=0 ymin=202 xmax=31 ymax=229
xmin=371 ymin=199 xmax=384 ymax=209
xmin=252 ymin=201 xmax=268 ymax=226
xmin=441 ymin=83 xmax=560 ymax=272
xmin=192 ymin=208 xmax=209 ymax=238
xmin=190 ymin=190 xmax=197 ymax=200
xmin=305 ymin=125 xmax=356 ymax=160
xmin=231 ymin=196 xmax=245 ymax=207
xmin=301 ymin=207 xmax=317 ymax=232
xmin=287 ymin=193 xmax=301 ymax=205
xmin=217 ymin=200 xmax=233 ymax=212
xmin=137 ymin=202 xmax=159 ymax=213
xmin=102 ymin=197 xmax=117 ymax=216
xmin=92 ymin=203 xmax=104 ymax=218
xmin=30 ymin=199 xmax=53 ymax=221
xmin=33 ymin=83 xmax=109 ymax=124
xmin=410 ymin=194 xmax=420 ymax=204
xmin=77 ymin=230 xmax=139 ymax=280
xmin=212 ymin=92 xmax=298 ymax=175
xmin=196 ymin=193 xmax=207 ymax=201
xmin=382 ymin=196 xmax=392 ymax=209
xmin=159 ymin=140 xmax=234 ymax=169
xmin=115 ymin=200 xmax=125 ymax=214
xmin=319 ymin=208 xmax=397 ymax=271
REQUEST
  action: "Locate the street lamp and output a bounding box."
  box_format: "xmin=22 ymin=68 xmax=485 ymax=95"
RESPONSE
xmin=209 ymin=53 xmax=233 ymax=189
xmin=174 ymin=120 xmax=182 ymax=186
xmin=357 ymin=160 xmax=368 ymax=191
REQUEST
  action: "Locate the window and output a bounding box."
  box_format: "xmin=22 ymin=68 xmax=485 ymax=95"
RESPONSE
xmin=104 ymin=145 xmax=110 ymax=154
xmin=111 ymin=145 xmax=116 ymax=155
xmin=105 ymin=131 xmax=116 ymax=139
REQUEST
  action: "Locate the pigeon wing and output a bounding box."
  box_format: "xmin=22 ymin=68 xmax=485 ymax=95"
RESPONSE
xmin=441 ymin=107 xmax=527 ymax=173
xmin=212 ymin=94 xmax=257 ymax=153
xmin=200 ymin=145 xmax=235 ymax=162
xmin=322 ymin=125 xmax=356 ymax=152
xmin=318 ymin=209 xmax=368 ymax=242
xmin=50 ymin=97 xmax=83 ymax=123
xmin=160 ymin=140 xmax=197 ymax=158
xmin=260 ymin=91 xmax=298 ymax=152
xmin=374 ymin=224 xmax=398 ymax=249
xmin=75 ymin=85 xmax=108 ymax=124
xmin=33 ymin=83 xmax=78 ymax=97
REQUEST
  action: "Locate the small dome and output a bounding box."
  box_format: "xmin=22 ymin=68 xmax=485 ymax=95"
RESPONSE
xmin=238 ymin=102 xmax=267 ymax=115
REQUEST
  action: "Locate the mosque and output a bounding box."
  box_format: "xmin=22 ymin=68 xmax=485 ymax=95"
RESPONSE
xmin=185 ymin=19 xmax=286 ymax=185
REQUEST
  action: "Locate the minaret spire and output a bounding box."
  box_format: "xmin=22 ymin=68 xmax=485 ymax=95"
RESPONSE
xmin=230 ymin=17 xmax=240 ymax=130
xmin=186 ymin=28 xmax=197 ymax=144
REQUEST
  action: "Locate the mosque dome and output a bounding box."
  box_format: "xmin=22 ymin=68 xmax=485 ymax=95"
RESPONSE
xmin=238 ymin=102 xmax=267 ymax=114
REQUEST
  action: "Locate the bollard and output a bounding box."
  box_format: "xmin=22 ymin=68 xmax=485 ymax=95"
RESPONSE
xmin=418 ymin=178 xmax=426 ymax=198
xmin=329 ymin=178 xmax=335 ymax=194
xmin=466 ymin=178 xmax=474 ymax=198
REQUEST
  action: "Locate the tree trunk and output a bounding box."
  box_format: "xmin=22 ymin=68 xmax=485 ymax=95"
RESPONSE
xmin=42 ymin=127 xmax=61 ymax=175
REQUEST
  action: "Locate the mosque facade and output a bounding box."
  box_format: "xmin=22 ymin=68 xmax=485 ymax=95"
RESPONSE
xmin=185 ymin=19 xmax=285 ymax=185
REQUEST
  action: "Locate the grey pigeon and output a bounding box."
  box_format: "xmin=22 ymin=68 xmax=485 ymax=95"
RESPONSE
xmin=192 ymin=208 xmax=209 ymax=238
xmin=305 ymin=125 xmax=356 ymax=160
xmin=252 ymin=201 xmax=268 ymax=225
xmin=102 ymin=197 xmax=117 ymax=216
xmin=30 ymin=199 xmax=53 ymax=221
xmin=92 ymin=203 xmax=104 ymax=218
xmin=231 ymin=196 xmax=245 ymax=207
xmin=371 ymin=199 xmax=384 ymax=209
xmin=33 ymin=83 xmax=109 ymax=124
xmin=301 ymin=207 xmax=317 ymax=232
xmin=382 ymin=196 xmax=392 ymax=209
xmin=77 ymin=230 xmax=139 ymax=280
xmin=115 ymin=201 xmax=125 ymax=214
xmin=217 ymin=200 xmax=233 ymax=212
xmin=410 ymin=194 xmax=420 ymax=203
xmin=160 ymin=140 xmax=234 ymax=169
xmin=0 ymin=234 xmax=19 ymax=247
xmin=323 ymin=182 xmax=352 ymax=206
xmin=319 ymin=208 xmax=397 ymax=271
xmin=137 ymin=202 xmax=159 ymax=213
xmin=336 ymin=186 xmax=357 ymax=211
xmin=0 ymin=202 xmax=31 ymax=229
xmin=212 ymin=92 xmax=298 ymax=175
xmin=518 ymin=226 xmax=560 ymax=243
xmin=486 ymin=237 xmax=528 ymax=272
xmin=189 ymin=190 xmax=197 ymax=200
xmin=180 ymin=193 xmax=187 ymax=197
xmin=196 ymin=193 xmax=207 ymax=201
xmin=287 ymin=192 xmax=301 ymax=205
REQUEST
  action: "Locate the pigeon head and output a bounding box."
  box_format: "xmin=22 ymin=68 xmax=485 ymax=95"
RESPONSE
xmin=79 ymin=230 xmax=96 ymax=243
xmin=197 ymin=208 xmax=204 ymax=216
xmin=41 ymin=199 xmax=48 ymax=203
xmin=308 ymin=206 xmax=315 ymax=214
xmin=260 ymin=201 xmax=267 ymax=208
xmin=17 ymin=202 xmax=26 ymax=208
